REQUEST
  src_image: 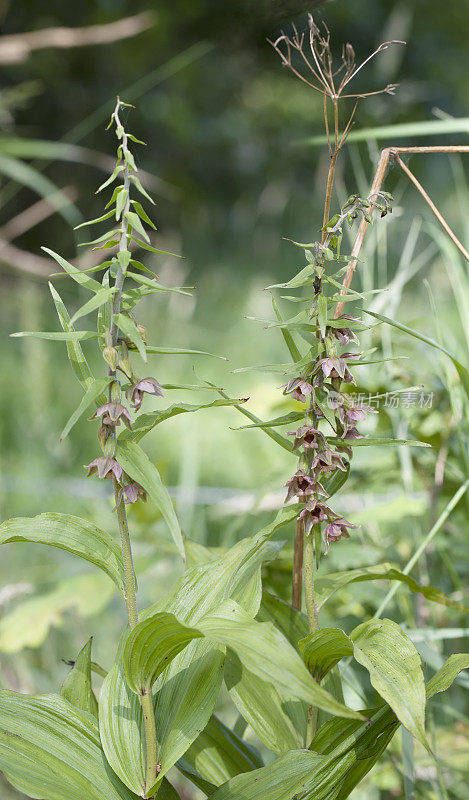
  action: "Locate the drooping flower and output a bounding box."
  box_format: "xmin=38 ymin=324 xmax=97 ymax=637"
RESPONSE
xmin=319 ymin=356 xmax=355 ymax=383
xmin=323 ymin=517 xmax=358 ymax=552
xmin=128 ymin=377 xmax=164 ymax=409
xmin=298 ymin=500 xmax=334 ymax=534
xmin=329 ymin=315 xmax=360 ymax=346
xmin=90 ymin=402 xmax=132 ymax=429
xmin=283 ymin=377 xmax=314 ymax=403
xmin=287 ymin=425 xmax=326 ymax=451
xmin=84 ymin=456 xmax=123 ymax=481
xmin=310 ymin=449 xmax=347 ymax=474
xmin=117 ymin=482 xmax=147 ymax=505
xmin=285 ymin=470 xmax=327 ymax=502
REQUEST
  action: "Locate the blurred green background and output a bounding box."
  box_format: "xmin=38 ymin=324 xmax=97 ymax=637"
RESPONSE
xmin=0 ymin=1 xmax=468 ymax=798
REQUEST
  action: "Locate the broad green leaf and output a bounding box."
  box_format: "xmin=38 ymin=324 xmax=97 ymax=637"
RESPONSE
xmin=258 ymin=591 xmax=309 ymax=648
xmin=116 ymin=439 xmax=184 ymax=559
xmin=178 ymin=714 xmax=262 ymax=789
xmin=10 ymin=330 xmax=97 ymax=341
xmin=49 ymin=283 xmax=94 ymax=390
xmin=125 ymin=210 xmax=149 ymax=242
xmin=315 ymin=564 xmax=469 ymax=613
xmin=43 ymin=247 xmax=103 ymax=292
xmin=60 ymin=377 xmax=111 ymax=440
xmin=364 ymin=309 xmax=469 ymax=399
xmin=209 ymin=704 xmax=398 ymax=800
xmin=225 ymin=655 xmax=307 ymax=753
xmin=120 ymin=399 xmax=246 ymax=443
xmin=299 ymin=628 xmax=353 ymax=681
xmin=60 ymin=638 xmax=98 ymax=717
xmin=116 ymin=313 xmax=147 ymax=362
xmin=350 ymin=618 xmax=428 ymax=749
xmin=70 ymin=286 xmax=116 ymax=325
xmin=317 ymin=294 xmax=328 ymax=338
xmin=197 ymin=600 xmax=362 ymax=721
xmin=0 ymin=692 xmax=139 ymax=800
xmin=0 ymin=512 xmax=125 ymax=595
xmin=123 ymin=613 xmax=203 ymax=693
xmin=426 ymin=653 xmax=469 ymax=699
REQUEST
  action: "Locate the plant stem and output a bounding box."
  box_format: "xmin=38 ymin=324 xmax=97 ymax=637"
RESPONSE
xmin=141 ymin=690 xmax=158 ymax=796
xmin=304 ymin=529 xmax=319 ymax=744
xmin=113 ymin=478 xmax=138 ymax=628
xmin=291 ymin=516 xmax=304 ymax=610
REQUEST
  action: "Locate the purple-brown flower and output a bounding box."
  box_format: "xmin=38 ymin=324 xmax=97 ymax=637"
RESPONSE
xmin=128 ymin=377 xmax=164 ymax=409
xmin=310 ymin=449 xmax=347 ymax=474
xmin=298 ymin=500 xmax=334 ymax=534
xmin=323 ymin=517 xmax=358 ymax=552
xmin=329 ymin=316 xmax=360 ymax=346
xmin=287 ymin=425 xmax=326 ymax=451
xmin=319 ymin=356 xmax=355 ymax=384
xmin=284 ymin=377 xmax=314 ymax=403
xmin=285 ymin=470 xmax=327 ymax=502
xmin=90 ymin=402 xmax=132 ymax=429
xmin=84 ymin=456 xmax=123 ymax=481
xmin=117 ymin=482 xmax=147 ymax=505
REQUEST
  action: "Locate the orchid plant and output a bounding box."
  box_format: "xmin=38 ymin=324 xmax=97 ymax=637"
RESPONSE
xmin=1 ymin=17 xmax=468 ymax=800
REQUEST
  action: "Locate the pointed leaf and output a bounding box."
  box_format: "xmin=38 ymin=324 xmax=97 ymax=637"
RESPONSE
xmin=70 ymin=287 xmax=116 ymax=325
xmin=0 ymin=512 xmax=125 ymax=595
xmin=120 ymin=399 xmax=246 ymax=443
xmin=43 ymin=247 xmax=103 ymax=292
xmin=49 ymin=283 xmax=94 ymax=390
xmin=124 ymin=210 xmax=149 ymax=242
xmin=61 ymin=638 xmax=98 ymax=717
xmin=10 ymin=330 xmax=97 ymax=341
xmin=426 ymin=653 xmax=469 ymax=699
xmin=116 ymin=439 xmax=184 ymax=558
xmin=299 ymin=628 xmax=353 ymax=681
xmin=60 ymin=378 xmax=112 ymax=440
xmin=116 ymin=313 xmax=147 ymax=362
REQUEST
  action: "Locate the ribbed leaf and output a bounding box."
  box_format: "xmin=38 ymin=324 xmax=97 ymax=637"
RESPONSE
xmin=299 ymin=628 xmax=353 ymax=681
xmin=60 ymin=638 xmax=98 ymax=717
xmin=10 ymin=330 xmax=97 ymax=341
xmin=43 ymin=247 xmax=103 ymax=292
xmin=49 ymin=283 xmax=94 ymax=390
xmin=0 ymin=692 xmax=139 ymax=800
xmin=123 ymin=612 xmax=204 ymax=692
xmin=70 ymin=286 xmax=116 ymax=325
xmin=426 ymin=653 xmax=469 ymax=698
xmin=350 ymin=619 xmax=428 ymax=749
xmin=146 ymin=344 xmax=225 ymax=357
xmin=120 ymin=399 xmax=246 ymax=443
xmin=60 ymin=377 xmax=111 ymax=440
xmin=116 ymin=439 xmax=184 ymax=559
xmin=178 ymin=714 xmax=262 ymax=789
xmin=0 ymin=512 xmax=125 ymax=595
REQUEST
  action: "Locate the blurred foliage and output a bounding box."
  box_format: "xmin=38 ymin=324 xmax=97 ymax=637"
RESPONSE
xmin=0 ymin=1 xmax=468 ymax=798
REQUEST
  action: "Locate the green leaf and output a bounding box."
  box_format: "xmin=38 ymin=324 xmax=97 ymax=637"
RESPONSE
xmin=120 ymin=398 xmax=246 ymax=443
xmin=197 ymin=600 xmax=363 ymax=721
xmin=299 ymin=628 xmax=353 ymax=681
xmin=60 ymin=378 xmax=111 ymax=440
xmin=0 ymin=154 xmax=80 ymax=226
xmin=426 ymin=653 xmax=469 ymax=699
xmin=116 ymin=439 xmax=184 ymax=559
xmin=258 ymin=590 xmax=309 ymax=648
xmin=123 ymin=612 xmax=204 ymax=693
xmin=271 ymin=296 xmax=302 ymax=362
xmin=49 ymin=283 xmax=94 ymax=390
xmin=364 ymin=310 xmax=469 ymax=399
xmin=178 ymin=714 xmax=262 ymax=789
xmin=350 ymin=619 xmax=428 ymax=749
xmin=43 ymin=247 xmax=103 ymax=293
xmin=304 ymin=116 xmax=469 ymax=146
xmin=10 ymin=330 xmax=97 ymax=341
xmin=127 ymin=270 xmax=191 ymax=295
xmin=327 ymin=436 xmax=430 ymax=448
xmin=116 ymin=313 xmax=147 ymax=362
xmin=60 ymin=638 xmax=98 ymax=717
xmin=0 ymin=692 xmax=139 ymax=800
xmin=131 ymin=236 xmax=180 ymax=257
xmin=146 ymin=344 xmax=225 ymax=358
xmin=0 ymin=513 xmax=125 ymax=595
xmin=267 ymin=263 xmax=316 ymax=290
xmin=70 ymin=287 xmax=115 ymax=325
xmin=124 ymin=210 xmax=150 ymax=242
xmin=116 ymin=189 xmax=128 ymax=220
xmin=219 ymin=390 xmax=294 ymax=453
xmin=131 ymin=200 xmax=157 ymax=229
xmin=96 ymin=163 xmax=124 ymax=193
xmin=74 ymin=209 xmax=115 ymax=229
xmin=130 ymin=174 xmax=155 ymax=204
xmin=231 ymin=411 xmax=304 ymax=431
xmin=315 ymin=564 xmax=469 ymax=614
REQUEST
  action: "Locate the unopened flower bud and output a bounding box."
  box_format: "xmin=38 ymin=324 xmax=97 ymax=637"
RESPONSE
xmin=103 ymin=345 xmax=118 ymax=371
